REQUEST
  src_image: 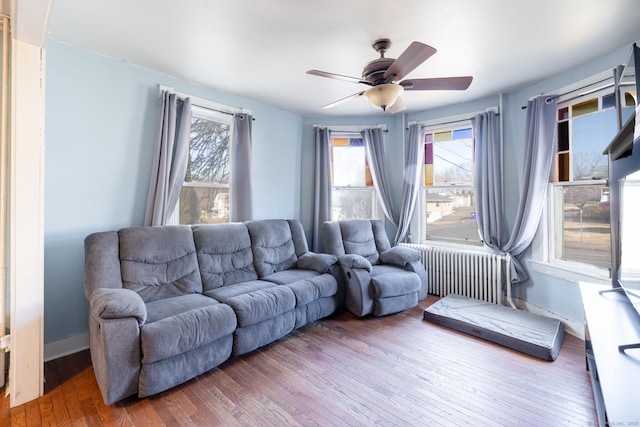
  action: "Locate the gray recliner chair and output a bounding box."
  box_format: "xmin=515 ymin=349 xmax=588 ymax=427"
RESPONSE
xmin=320 ymin=219 xmax=428 ymax=317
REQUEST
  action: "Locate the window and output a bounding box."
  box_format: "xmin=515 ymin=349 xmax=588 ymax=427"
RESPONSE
xmin=177 ymin=105 xmax=232 ymax=224
xmin=539 ymin=80 xmax=635 ymax=277
xmin=330 ymin=133 xmax=383 ymax=220
xmin=415 ymin=123 xmax=480 ymax=245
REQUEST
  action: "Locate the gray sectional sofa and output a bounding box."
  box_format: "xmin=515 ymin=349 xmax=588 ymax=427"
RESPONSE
xmin=84 ymin=219 xmax=342 ymax=405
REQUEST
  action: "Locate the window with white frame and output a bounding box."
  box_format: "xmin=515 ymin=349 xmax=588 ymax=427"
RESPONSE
xmin=415 ymin=122 xmax=480 ymax=245
xmin=330 ymin=133 xmax=383 ymax=221
xmin=177 ymin=105 xmax=232 ymax=225
xmin=540 ymin=78 xmax=635 ymax=277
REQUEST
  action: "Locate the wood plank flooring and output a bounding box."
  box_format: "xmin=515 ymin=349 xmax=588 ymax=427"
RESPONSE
xmin=0 ymin=296 xmax=597 ymax=426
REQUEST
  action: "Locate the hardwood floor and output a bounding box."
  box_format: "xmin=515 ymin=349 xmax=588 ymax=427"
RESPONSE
xmin=1 ymin=296 xmax=597 ymax=426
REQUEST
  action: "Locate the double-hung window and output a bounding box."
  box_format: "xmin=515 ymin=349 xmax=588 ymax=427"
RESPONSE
xmin=177 ymin=105 xmax=232 ymax=224
xmin=414 ymin=122 xmax=480 ymax=245
xmin=330 ymin=133 xmax=383 ymax=220
xmin=536 ymin=74 xmax=635 ymax=279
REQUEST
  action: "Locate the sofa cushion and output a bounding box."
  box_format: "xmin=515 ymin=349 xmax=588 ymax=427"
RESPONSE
xmin=339 ymin=220 xmax=380 ymax=264
xmin=285 ymin=274 xmax=338 ymax=306
xmin=145 ymin=293 xmax=223 ymax=324
xmin=371 ymin=272 xmax=421 ymax=299
xmin=119 ymin=226 xmax=202 ymax=302
xmin=370 ymin=264 xmax=406 ymax=277
xmin=204 ymin=280 xmax=276 ymax=300
xmin=213 ymin=286 xmax=296 ymax=328
xmin=261 ymin=269 xmax=320 ymax=285
xmin=140 ymin=297 xmax=237 ymax=364
xmin=247 ymin=220 xmax=298 ymax=277
xmin=192 ymin=223 xmax=258 ymax=291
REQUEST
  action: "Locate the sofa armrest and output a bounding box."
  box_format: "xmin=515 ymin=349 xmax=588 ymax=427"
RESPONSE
xmin=379 ymin=246 xmax=420 ymax=267
xmin=297 ymin=252 xmax=338 ymax=273
xmin=89 ymin=312 xmax=142 ymax=405
xmin=89 ymin=288 xmax=147 ymax=326
xmin=338 ymin=254 xmax=372 ymax=272
xmin=405 ymin=260 xmax=428 ymax=301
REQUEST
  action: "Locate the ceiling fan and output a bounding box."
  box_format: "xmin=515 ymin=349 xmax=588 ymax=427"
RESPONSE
xmin=307 ymin=39 xmax=473 ymax=113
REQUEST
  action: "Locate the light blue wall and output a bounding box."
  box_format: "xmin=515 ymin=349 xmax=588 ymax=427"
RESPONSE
xmin=44 ymin=37 xmax=634 ymax=345
xmin=44 ymin=40 xmax=303 ymax=343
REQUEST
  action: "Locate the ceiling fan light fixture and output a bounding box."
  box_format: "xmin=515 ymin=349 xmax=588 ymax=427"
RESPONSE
xmin=364 ymin=83 xmax=404 ymax=111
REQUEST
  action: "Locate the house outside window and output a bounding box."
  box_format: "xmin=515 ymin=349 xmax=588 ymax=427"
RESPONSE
xmin=330 ymin=133 xmax=383 ymax=221
xmin=415 ymin=122 xmax=480 ymax=245
xmin=535 ymin=73 xmax=635 ymax=280
xmin=177 ymin=105 xmax=232 ymax=225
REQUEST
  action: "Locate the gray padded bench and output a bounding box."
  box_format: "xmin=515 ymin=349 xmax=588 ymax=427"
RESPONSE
xmin=423 ymin=294 xmax=565 ymax=361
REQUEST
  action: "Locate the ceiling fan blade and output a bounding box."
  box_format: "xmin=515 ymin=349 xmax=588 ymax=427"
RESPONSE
xmin=321 ymin=91 xmax=365 ymax=109
xmin=383 ymin=42 xmax=437 ymax=81
xmin=400 ymin=76 xmax=473 ymax=91
xmin=307 ymin=69 xmax=372 ymax=86
xmin=388 ymin=96 xmax=406 ymax=114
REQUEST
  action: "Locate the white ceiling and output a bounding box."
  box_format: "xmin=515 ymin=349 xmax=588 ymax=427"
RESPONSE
xmin=47 ymin=0 xmax=640 ymax=117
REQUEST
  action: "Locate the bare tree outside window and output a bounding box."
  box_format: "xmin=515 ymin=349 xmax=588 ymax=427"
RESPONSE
xmin=332 ymin=189 xmax=375 ymax=220
xmin=179 ymin=115 xmax=231 ymax=224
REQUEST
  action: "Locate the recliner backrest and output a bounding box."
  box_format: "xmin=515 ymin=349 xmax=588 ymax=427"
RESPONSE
xmin=321 ymin=219 xmax=393 ymax=265
xmin=192 ymin=222 xmax=258 ymax=291
xmin=246 ymin=219 xmax=309 ymax=277
xmin=118 ymin=225 xmax=202 ymax=302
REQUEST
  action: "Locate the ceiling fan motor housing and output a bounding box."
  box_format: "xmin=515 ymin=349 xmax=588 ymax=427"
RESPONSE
xmin=362 ymin=58 xmax=395 ymax=85
xmin=362 ymin=38 xmax=396 ymax=85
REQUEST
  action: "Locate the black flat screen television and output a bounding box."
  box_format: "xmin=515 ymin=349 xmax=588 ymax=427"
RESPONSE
xmin=611 ymin=42 xmax=640 ymax=331
xmin=618 ymin=171 xmax=640 ymax=325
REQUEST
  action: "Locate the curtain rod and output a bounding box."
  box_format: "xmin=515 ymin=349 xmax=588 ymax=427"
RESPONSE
xmin=159 ymin=85 xmax=254 ymax=120
xmin=523 ymin=71 xmax=616 ymax=109
xmin=408 ymin=106 xmax=499 ymax=129
xmin=313 ymin=124 xmax=388 ymax=132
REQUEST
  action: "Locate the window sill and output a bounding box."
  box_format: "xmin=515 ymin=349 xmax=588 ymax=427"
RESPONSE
xmin=531 ymin=259 xmax=610 ymax=285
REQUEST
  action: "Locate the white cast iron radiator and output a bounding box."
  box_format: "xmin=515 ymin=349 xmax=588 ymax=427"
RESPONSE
xmin=400 ymin=243 xmax=512 ymax=306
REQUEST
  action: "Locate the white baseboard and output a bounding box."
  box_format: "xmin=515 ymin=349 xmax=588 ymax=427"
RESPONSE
xmin=44 ymin=332 xmax=89 ymax=362
xmin=511 ymin=297 xmax=584 ymax=340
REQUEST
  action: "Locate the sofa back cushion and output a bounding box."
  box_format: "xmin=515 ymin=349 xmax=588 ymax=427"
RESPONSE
xmin=339 ymin=219 xmax=384 ymax=265
xmin=192 ymin=223 xmax=258 ymax=291
xmin=119 ymin=226 xmax=202 ymax=302
xmin=246 ymin=219 xmax=303 ymax=277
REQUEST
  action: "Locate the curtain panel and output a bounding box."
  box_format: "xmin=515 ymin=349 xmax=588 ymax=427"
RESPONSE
xmin=144 ymin=91 xmax=192 ymax=226
xmin=312 ymin=126 xmax=332 ymax=251
xmin=472 ymin=110 xmax=507 ymax=250
xmin=230 ymin=113 xmax=253 ymax=222
xmin=503 ymin=96 xmax=557 ymax=282
xmin=394 ymin=123 xmax=424 ymax=244
xmin=362 ymin=127 xmax=398 ymax=227
xmin=472 ymin=97 xmax=557 ymax=283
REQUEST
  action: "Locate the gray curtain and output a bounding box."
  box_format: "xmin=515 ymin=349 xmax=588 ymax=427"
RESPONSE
xmin=144 ymin=91 xmax=192 ymax=226
xmin=472 ymin=97 xmax=557 ymax=283
xmin=394 ymin=123 xmax=424 ymax=244
xmin=230 ymin=113 xmax=253 ymax=222
xmin=312 ymin=126 xmax=332 ymax=251
xmin=503 ymin=96 xmax=557 ymax=282
xmin=472 ymin=111 xmax=508 ymax=250
xmin=362 ymin=128 xmax=398 ymax=226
